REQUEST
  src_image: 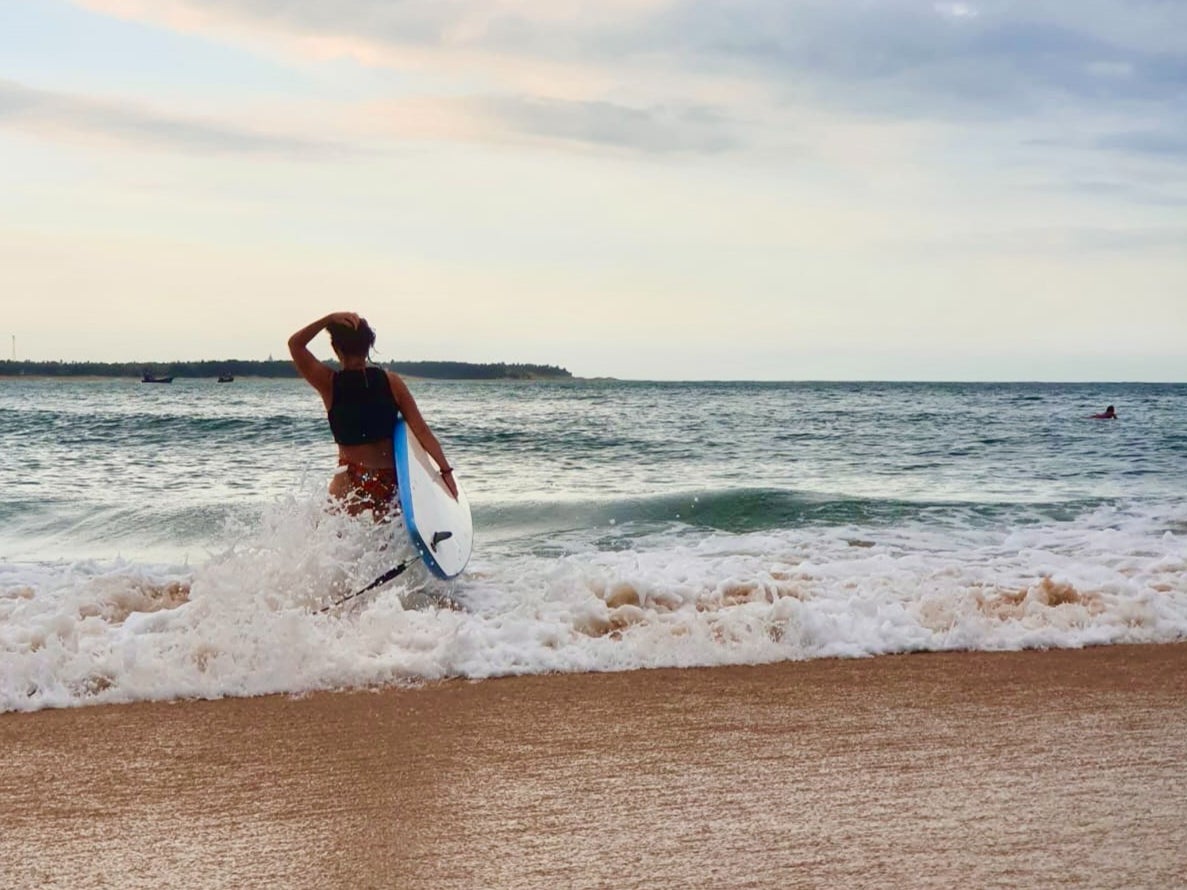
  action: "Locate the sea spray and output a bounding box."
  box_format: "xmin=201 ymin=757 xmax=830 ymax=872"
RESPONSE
xmin=3 ymin=495 xmax=1185 ymax=712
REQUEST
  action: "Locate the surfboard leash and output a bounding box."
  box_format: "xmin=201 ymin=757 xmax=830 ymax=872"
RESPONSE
xmin=317 ymin=554 xmax=424 ymax=613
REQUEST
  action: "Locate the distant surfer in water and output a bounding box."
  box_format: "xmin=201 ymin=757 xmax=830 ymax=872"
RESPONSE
xmin=1091 ymin=405 xmax=1118 ymax=420
xmin=289 ymin=311 xmax=459 ymax=516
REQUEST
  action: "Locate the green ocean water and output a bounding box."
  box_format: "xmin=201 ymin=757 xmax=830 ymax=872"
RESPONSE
xmin=1 ymin=378 xmax=1182 ymax=560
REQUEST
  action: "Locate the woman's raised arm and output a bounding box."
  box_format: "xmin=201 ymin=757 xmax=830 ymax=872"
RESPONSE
xmin=288 ymin=312 xmax=358 ymax=405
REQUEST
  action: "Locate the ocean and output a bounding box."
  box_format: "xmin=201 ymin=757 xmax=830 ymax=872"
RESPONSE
xmin=2 ymin=377 xmax=1185 ymax=712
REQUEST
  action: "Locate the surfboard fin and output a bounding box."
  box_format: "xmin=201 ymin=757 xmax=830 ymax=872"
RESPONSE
xmin=430 ymin=530 xmax=453 ymax=552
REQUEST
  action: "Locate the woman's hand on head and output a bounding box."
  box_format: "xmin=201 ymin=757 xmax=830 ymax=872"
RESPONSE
xmin=326 ymin=312 xmax=361 ymax=329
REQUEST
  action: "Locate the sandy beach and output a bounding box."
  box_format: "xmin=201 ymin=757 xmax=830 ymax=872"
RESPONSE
xmin=2 ymin=643 xmax=1185 ymax=890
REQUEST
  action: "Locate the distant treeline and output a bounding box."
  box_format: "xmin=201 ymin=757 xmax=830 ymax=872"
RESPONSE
xmin=0 ymin=359 xmax=573 ymax=380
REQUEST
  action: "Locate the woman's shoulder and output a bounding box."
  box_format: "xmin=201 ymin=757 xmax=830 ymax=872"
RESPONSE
xmin=381 ymin=368 xmax=411 ymax=398
xmin=374 ymin=365 xmax=402 ymax=381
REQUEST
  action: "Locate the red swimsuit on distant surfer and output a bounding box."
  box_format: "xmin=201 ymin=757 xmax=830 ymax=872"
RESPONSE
xmin=1091 ymin=405 xmax=1118 ymax=420
xmin=288 ymin=311 xmax=458 ymax=517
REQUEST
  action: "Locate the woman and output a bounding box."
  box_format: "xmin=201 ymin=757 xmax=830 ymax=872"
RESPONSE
xmin=289 ymin=311 xmax=458 ymax=516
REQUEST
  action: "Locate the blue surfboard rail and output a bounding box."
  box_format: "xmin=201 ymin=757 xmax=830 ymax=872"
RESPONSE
xmin=394 ymin=418 xmax=456 ymax=580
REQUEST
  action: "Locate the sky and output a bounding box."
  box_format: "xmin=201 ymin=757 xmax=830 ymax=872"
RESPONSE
xmin=1 ymin=0 xmax=1184 ymax=380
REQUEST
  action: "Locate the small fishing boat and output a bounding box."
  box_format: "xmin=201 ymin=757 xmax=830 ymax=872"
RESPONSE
xmin=141 ymin=373 xmax=174 ymax=384
xmin=217 ymin=375 xmax=235 ymax=383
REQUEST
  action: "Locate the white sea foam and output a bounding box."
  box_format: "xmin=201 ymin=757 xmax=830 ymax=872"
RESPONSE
xmin=2 ymin=499 xmax=1185 ymax=713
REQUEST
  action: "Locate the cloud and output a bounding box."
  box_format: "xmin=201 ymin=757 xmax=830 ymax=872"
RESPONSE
xmin=1098 ymin=129 xmax=1187 ymax=158
xmin=956 ymin=224 xmax=1187 ymax=253
xmin=642 ymin=2 xmax=1187 ymax=118
xmin=934 ymin=2 xmax=980 ymax=19
xmin=62 ymin=0 xmax=1187 ymax=176
xmin=476 ymin=96 xmax=739 ymax=154
xmin=0 ymin=76 xmax=739 ymax=160
xmin=1055 ymin=178 xmax=1187 ymax=207
xmin=76 ymin=0 xmax=669 ymax=54
xmin=0 ymin=78 xmax=355 ymax=159
xmin=75 ymin=1 xmax=1187 ymax=113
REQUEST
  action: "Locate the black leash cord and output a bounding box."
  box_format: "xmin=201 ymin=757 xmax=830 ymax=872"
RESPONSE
xmin=317 ymin=555 xmax=423 ymax=613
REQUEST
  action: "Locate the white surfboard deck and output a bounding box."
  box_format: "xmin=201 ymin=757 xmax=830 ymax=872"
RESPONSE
xmin=394 ymin=417 xmax=472 ymax=580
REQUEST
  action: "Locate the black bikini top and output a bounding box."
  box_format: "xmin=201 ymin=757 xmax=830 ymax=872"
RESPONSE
xmin=327 ymin=367 xmax=400 ymax=446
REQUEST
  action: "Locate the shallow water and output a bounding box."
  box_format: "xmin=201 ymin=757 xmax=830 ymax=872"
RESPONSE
xmin=2 ymin=378 xmax=1185 ymax=711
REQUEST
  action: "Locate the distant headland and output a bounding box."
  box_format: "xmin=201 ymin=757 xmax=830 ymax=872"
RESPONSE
xmin=0 ymin=359 xmax=573 ymax=381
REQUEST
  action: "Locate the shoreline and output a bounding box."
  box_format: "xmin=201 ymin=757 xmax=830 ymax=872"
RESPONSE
xmin=3 ymin=642 xmax=1184 ymax=889
xmin=0 ymin=374 xmax=580 ymax=383
xmin=4 ymin=375 xmax=1182 ymax=385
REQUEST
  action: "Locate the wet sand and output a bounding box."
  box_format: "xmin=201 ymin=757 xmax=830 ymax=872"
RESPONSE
xmin=3 ymin=643 xmax=1185 ymax=890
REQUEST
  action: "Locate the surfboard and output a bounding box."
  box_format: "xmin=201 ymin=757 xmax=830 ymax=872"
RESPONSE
xmin=394 ymin=417 xmax=473 ymax=579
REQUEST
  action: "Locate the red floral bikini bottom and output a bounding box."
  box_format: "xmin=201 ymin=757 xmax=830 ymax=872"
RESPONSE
xmin=337 ymin=460 xmax=399 ymax=518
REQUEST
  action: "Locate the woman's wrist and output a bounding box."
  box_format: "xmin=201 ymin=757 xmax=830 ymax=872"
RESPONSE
xmin=441 ymin=467 xmax=453 ymax=475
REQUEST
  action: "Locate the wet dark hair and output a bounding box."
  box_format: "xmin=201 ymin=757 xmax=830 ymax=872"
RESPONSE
xmin=328 ymin=319 xmax=376 ymax=358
